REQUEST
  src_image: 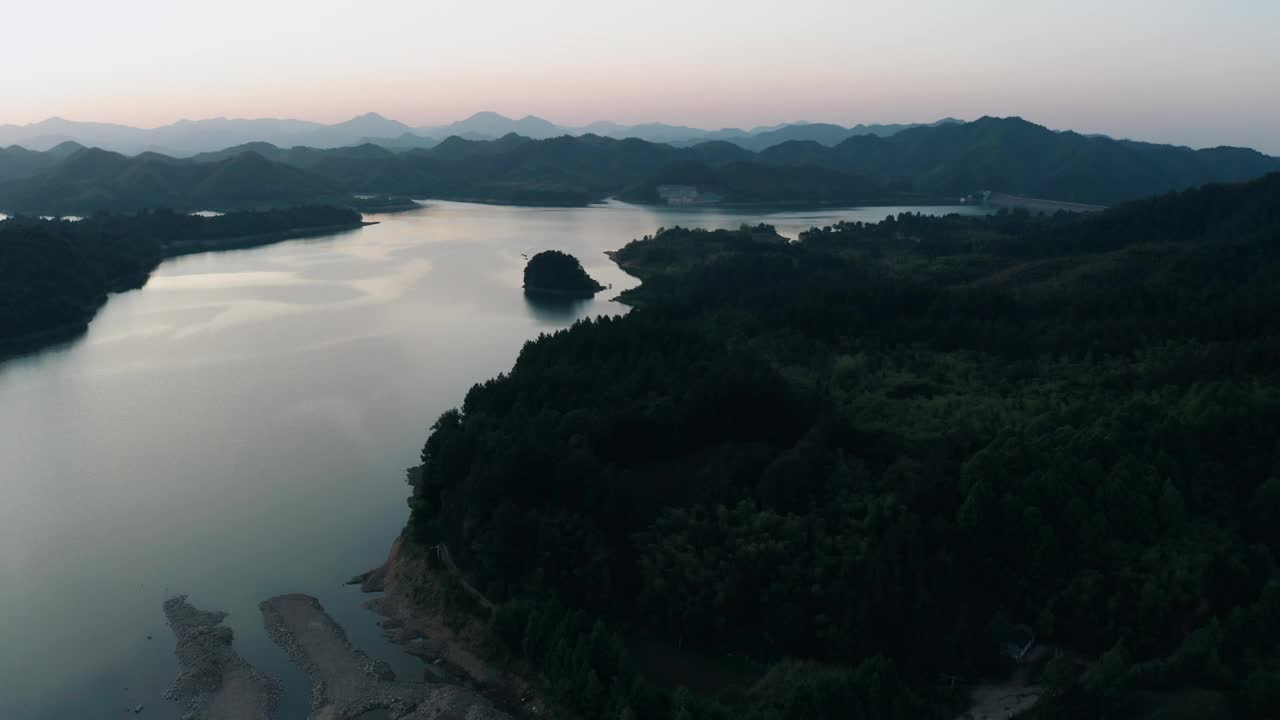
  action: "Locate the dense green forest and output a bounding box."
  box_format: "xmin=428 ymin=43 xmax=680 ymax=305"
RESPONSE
xmin=0 ymin=206 xmax=362 ymax=351
xmin=2 ymin=117 xmax=1276 ymax=214
xmin=404 ymin=173 xmax=1280 ymax=719
xmin=523 ymin=250 xmax=606 ymax=297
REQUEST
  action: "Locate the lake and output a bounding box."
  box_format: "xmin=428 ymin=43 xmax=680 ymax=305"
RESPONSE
xmin=0 ymin=200 xmax=991 ymax=719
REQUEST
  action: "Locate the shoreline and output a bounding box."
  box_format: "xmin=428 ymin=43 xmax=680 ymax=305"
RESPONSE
xmin=357 ymin=204 xmax=422 ymax=213
xmin=984 ymin=192 xmax=1106 ymax=214
xmin=162 ymin=221 xmax=376 ymax=257
xmin=0 ymin=220 xmax=376 ymax=366
xmin=522 ymin=285 xmax=604 ymax=299
xmin=423 ymin=194 xmax=597 ymax=208
xmin=0 ymin=320 xmax=91 ymax=362
xmin=161 ymin=589 xmax=511 ymax=720
xmin=602 ymin=249 xmax=645 ymax=306
xmin=354 ymin=535 xmax=545 ymax=717
xmin=614 ymin=194 xmax=974 ymax=210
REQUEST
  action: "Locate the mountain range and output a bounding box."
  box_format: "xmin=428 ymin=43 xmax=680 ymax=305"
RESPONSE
xmin=2 ymin=117 xmax=1277 ymax=215
xmin=0 ymin=112 xmax=962 ymax=157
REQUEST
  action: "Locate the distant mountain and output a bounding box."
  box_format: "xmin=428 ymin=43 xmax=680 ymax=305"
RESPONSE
xmin=852 ymin=118 xmax=965 ymax=137
xmin=754 ymin=116 xmax=1280 ymax=204
xmin=0 ymin=113 xmax=967 ymax=157
xmin=0 ymin=117 xmax=151 ymax=155
xmin=186 ymin=142 xmax=291 ymax=164
xmin=0 ymin=147 xmax=336 ymax=214
xmin=419 ymin=112 xmax=565 ymax=140
xmin=427 ymin=133 xmax=536 ymax=159
xmin=292 ymin=113 xmax=413 ymax=148
xmin=0 ymin=145 xmax=64 ymax=182
xmin=721 ymin=118 xmax=964 ymax=151
xmin=187 ymin=142 xmax=401 ymax=170
xmin=617 ymin=117 xmax=1273 ymax=205
xmin=0 ymin=114 xmax=404 ymax=156
xmin=145 ymin=117 xmax=325 ymax=154
xmin=577 ymin=121 xmax=629 ymax=136
xmin=3 ymin=117 xmax=1276 ymax=213
xmin=358 ymin=133 xmax=440 ymax=151
xmin=578 ymin=121 xmax=746 ymax=144
xmin=0 ymin=116 xmax=323 ymax=156
xmin=685 ymin=140 xmax=756 ymax=165
xmin=186 ymin=151 xmax=335 ymax=209
xmin=620 ymin=158 xmax=887 ymax=206
xmin=47 ymin=141 xmax=89 ymax=159
xmin=626 ymin=119 xmax=965 ymax=149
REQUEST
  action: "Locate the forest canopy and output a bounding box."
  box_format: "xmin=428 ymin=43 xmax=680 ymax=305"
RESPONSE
xmin=405 ymin=173 xmax=1280 ymax=719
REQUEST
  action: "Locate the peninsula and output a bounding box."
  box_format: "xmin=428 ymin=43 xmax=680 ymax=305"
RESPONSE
xmin=397 ymin=173 xmax=1280 ymax=720
xmin=0 ymin=205 xmax=371 ymax=358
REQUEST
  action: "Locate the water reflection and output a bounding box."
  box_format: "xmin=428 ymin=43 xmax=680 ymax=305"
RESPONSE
xmin=523 ymin=292 xmax=594 ymax=325
xmin=0 ymin=213 xmax=82 ymax=222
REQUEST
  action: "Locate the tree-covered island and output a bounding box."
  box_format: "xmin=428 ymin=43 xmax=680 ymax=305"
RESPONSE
xmin=522 ymin=250 xmax=606 ymax=298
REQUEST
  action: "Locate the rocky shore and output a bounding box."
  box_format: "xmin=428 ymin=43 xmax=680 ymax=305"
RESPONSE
xmin=162 ymin=596 xmax=281 ymax=720
xmin=261 ymin=593 xmax=426 ymax=719
xmin=359 ymin=539 xmax=504 ymax=687
xmin=355 ymin=536 xmax=544 ymax=717
xmin=163 ymin=590 xmax=510 ymax=720
xmin=265 ymin=593 xmax=510 ymax=720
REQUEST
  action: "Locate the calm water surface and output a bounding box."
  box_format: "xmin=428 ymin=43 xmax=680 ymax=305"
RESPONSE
xmin=0 ymin=200 xmax=990 ymax=719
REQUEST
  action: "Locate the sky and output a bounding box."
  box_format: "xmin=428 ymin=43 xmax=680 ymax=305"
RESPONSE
xmin=2 ymin=0 xmax=1278 ymax=152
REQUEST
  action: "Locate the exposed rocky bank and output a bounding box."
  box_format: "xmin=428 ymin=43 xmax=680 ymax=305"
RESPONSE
xmin=162 ymin=595 xmax=281 ymax=720
xmin=163 ymin=590 xmax=510 ymax=720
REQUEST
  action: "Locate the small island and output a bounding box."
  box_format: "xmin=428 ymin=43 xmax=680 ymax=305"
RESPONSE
xmin=521 ymin=250 xmax=605 ymax=298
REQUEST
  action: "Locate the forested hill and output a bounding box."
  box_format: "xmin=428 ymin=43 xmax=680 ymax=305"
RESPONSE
xmin=0 ymin=206 xmax=364 ymax=354
xmin=2 ymin=117 xmax=1276 ymax=214
xmin=404 ymin=173 xmax=1280 ymax=720
xmin=755 ymin=117 xmax=1280 ymax=205
xmin=0 ymin=147 xmax=339 ymax=215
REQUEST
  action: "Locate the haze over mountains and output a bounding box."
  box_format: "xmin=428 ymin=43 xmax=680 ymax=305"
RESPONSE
xmin=0 ymin=111 xmax=963 ymax=157
xmin=2 ymin=116 xmax=1277 ymax=215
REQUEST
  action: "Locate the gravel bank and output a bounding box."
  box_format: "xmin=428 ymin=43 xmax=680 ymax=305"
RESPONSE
xmin=260 ymin=593 xmax=509 ymax=720
xmin=162 ymin=595 xmax=281 ymax=720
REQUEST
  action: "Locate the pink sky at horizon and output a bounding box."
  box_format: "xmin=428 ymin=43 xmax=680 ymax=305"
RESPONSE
xmin=2 ymin=0 xmax=1278 ymax=153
